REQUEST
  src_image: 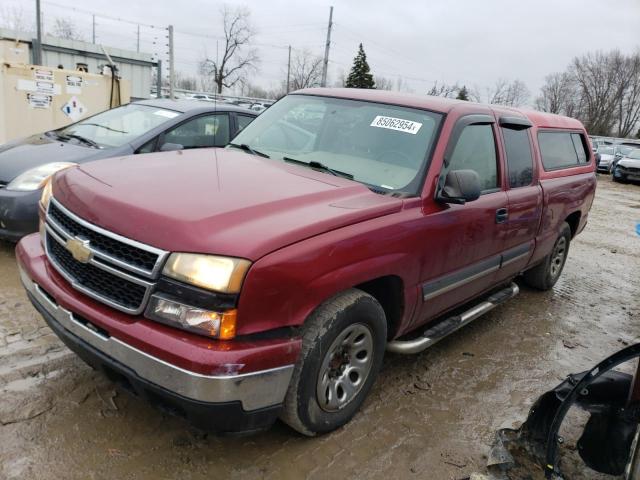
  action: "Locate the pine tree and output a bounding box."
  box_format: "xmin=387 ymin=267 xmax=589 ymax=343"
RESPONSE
xmin=345 ymin=44 xmax=375 ymax=89
xmin=456 ymin=85 xmax=469 ymax=101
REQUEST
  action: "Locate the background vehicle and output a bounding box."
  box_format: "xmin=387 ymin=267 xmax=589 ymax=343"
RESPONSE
xmin=610 ymin=145 xmax=636 ymax=171
xmin=17 ymin=88 xmax=595 ymax=436
xmin=613 ymin=149 xmax=640 ymax=183
xmin=0 ymin=100 xmax=256 ymax=241
xmin=597 ymin=145 xmax=634 ymax=173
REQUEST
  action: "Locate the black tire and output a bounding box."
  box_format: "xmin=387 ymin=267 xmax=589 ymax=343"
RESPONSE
xmin=280 ymin=289 xmax=387 ymax=436
xmin=523 ymin=222 xmax=572 ymax=291
xmin=613 ymin=171 xmax=627 ymax=183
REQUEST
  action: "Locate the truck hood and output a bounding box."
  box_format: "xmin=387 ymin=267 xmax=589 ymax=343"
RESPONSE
xmin=52 ymin=149 xmax=404 ymax=260
xmin=0 ymin=133 xmax=110 ymax=183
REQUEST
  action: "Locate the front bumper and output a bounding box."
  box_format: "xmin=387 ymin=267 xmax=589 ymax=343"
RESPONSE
xmin=17 ymin=234 xmax=300 ymax=433
xmin=0 ymin=188 xmax=40 ymax=241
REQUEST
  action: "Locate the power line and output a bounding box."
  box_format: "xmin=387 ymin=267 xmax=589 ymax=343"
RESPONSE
xmin=41 ymin=0 xmax=165 ymax=29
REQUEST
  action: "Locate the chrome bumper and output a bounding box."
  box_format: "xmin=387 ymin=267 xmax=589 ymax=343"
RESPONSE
xmin=20 ymin=266 xmax=294 ymax=411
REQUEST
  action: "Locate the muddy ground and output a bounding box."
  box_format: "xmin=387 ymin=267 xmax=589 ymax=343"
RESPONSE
xmin=0 ymin=176 xmax=638 ymax=480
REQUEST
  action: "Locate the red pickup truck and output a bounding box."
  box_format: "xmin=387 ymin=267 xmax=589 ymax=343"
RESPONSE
xmin=16 ymin=89 xmax=596 ymax=435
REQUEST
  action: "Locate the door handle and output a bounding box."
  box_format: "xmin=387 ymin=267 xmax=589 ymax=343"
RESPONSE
xmin=496 ymin=208 xmax=509 ymax=224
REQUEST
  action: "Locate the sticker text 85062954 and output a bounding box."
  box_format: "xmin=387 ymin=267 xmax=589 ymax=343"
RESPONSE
xmin=370 ymin=115 xmax=422 ymax=134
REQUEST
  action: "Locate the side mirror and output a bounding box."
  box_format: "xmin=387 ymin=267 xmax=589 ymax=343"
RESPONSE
xmin=160 ymin=142 xmax=184 ymax=152
xmin=437 ymin=169 xmax=481 ymax=205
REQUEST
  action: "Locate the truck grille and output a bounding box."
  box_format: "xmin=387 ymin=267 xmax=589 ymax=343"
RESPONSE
xmin=49 ymin=202 xmax=160 ymax=273
xmin=47 ymin=236 xmax=148 ymax=311
xmin=44 ymin=198 xmax=168 ymax=314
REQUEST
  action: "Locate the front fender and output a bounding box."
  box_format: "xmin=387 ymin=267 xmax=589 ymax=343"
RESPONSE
xmin=235 ymin=213 xmax=422 ymax=337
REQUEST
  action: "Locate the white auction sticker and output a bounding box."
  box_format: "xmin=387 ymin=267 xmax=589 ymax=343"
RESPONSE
xmin=370 ymin=115 xmax=422 ymax=134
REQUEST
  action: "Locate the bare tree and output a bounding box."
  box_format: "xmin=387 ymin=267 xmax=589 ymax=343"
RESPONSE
xmin=0 ymin=5 xmax=33 ymax=32
xmin=289 ymin=49 xmax=322 ymax=91
xmin=52 ymin=17 xmax=84 ymax=41
xmin=199 ymin=5 xmax=258 ymax=94
xmin=570 ymin=50 xmax=629 ymax=135
xmin=174 ymin=71 xmax=198 ymax=91
xmin=427 ymin=81 xmax=460 ymax=98
xmin=375 ymin=76 xmax=394 ymax=91
xmin=534 ymin=72 xmax=577 ymax=114
xmin=614 ymin=51 xmax=640 ymax=137
xmin=485 ymin=78 xmax=530 ymax=106
xmin=534 ymin=50 xmax=640 ymax=137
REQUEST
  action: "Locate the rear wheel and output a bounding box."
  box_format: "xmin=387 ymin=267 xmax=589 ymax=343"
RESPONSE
xmin=280 ymin=289 xmax=387 ymax=436
xmin=523 ymin=222 xmax=572 ymax=291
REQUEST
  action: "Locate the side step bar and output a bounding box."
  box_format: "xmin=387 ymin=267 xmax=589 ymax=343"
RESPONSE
xmin=387 ymin=282 xmax=519 ymax=355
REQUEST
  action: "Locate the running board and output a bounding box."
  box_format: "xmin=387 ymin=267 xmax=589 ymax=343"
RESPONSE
xmin=386 ymin=282 xmax=520 ymax=355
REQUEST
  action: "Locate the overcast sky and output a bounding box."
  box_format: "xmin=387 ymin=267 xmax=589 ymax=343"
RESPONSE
xmin=3 ymin=0 xmax=640 ymax=102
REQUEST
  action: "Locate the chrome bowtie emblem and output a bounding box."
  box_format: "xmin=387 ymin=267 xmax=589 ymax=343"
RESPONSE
xmin=65 ymin=237 xmax=92 ymax=263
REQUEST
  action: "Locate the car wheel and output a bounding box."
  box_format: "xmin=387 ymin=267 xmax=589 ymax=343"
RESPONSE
xmin=280 ymin=289 xmax=387 ymax=436
xmin=613 ymin=167 xmax=627 ymax=183
xmin=523 ymin=222 xmax=572 ymax=291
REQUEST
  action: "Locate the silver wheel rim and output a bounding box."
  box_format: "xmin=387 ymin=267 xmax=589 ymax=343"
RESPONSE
xmin=550 ymin=236 xmax=567 ymax=278
xmin=316 ymin=323 xmax=374 ymax=412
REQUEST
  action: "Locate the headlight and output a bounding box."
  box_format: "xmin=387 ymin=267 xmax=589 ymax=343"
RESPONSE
xmin=145 ymin=295 xmax=237 ymax=339
xmin=6 ymin=162 xmax=76 ymax=192
xmin=162 ymin=253 xmax=251 ymax=294
xmin=40 ymin=179 xmax=53 ymax=210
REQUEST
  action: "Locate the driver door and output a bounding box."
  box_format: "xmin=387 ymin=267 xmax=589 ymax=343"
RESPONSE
xmin=417 ymin=115 xmax=508 ymax=324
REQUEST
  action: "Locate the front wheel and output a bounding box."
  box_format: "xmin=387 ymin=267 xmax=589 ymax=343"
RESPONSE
xmin=280 ymin=289 xmax=387 ymax=436
xmin=613 ymin=166 xmax=627 ymax=183
xmin=523 ymin=222 xmax=572 ymax=291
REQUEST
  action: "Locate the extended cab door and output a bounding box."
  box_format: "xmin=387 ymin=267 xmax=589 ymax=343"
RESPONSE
xmin=417 ymin=114 xmax=508 ymax=323
xmin=495 ymin=116 xmax=542 ymax=280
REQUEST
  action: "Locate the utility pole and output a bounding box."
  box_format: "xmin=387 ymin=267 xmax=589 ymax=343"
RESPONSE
xmin=34 ymin=0 xmax=42 ymax=65
xmin=320 ymin=6 xmax=333 ymax=88
xmin=136 ymin=24 xmax=140 ymax=53
xmin=286 ymin=45 xmax=291 ymax=93
xmin=167 ymin=25 xmax=174 ymax=99
xmin=156 ymin=59 xmax=162 ymax=98
xmin=92 ymin=15 xmax=96 ymax=43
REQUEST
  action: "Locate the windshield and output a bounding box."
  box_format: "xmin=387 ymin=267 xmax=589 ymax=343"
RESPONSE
xmin=618 ymin=146 xmax=634 ymax=155
xmin=628 ymin=149 xmax=640 ymax=159
xmin=230 ymin=94 xmax=442 ymax=194
xmin=56 ymin=103 xmax=180 ymax=148
xmin=598 ymin=147 xmax=614 ymax=155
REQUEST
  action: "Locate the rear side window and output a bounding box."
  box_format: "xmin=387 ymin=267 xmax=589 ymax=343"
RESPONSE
xmin=571 ymin=133 xmax=588 ymax=163
xmin=236 ymin=114 xmax=255 ymax=134
xmin=502 ymin=128 xmax=533 ymax=188
xmin=538 ymin=131 xmax=589 ymax=170
xmin=164 ymin=114 xmax=230 ymax=148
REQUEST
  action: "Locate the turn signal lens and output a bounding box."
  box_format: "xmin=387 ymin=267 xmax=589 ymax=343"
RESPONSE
xmin=40 ymin=179 xmax=53 ymax=210
xmin=39 ymin=219 xmax=46 ymax=247
xmin=145 ymin=295 xmax=237 ymax=340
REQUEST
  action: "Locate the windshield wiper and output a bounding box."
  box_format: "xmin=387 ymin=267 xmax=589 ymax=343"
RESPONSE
xmin=80 ymin=123 xmax=128 ymax=134
xmin=228 ymin=143 xmax=270 ymax=158
xmin=57 ymin=133 xmax=101 ymax=148
xmin=283 ymin=157 xmax=354 ymax=180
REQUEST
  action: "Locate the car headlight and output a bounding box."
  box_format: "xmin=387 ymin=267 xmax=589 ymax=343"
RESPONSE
xmin=162 ymin=253 xmax=251 ymax=294
xmin=6 ymin=162 xmax=76 ymax=192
